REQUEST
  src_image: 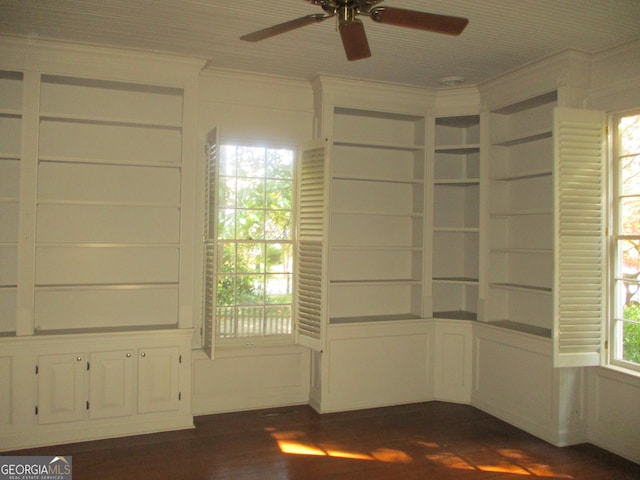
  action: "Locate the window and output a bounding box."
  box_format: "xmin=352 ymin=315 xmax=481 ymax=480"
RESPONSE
xmin=611 ymin=111 xmax=640 ymax=372
xmin=213 ymin=144 xmax=295 ymax=342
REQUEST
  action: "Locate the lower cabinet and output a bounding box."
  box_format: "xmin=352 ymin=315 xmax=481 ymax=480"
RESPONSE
xmin=37 ymin=353 xmax=87 ymax=425
xmin=37 ymin=346 xmax=181 ymax=424
xmin=1 ymin=329 xmax=193 ymax=451
xmin=89 ymin=349 xmax=135 ymax=420
xmin=136 ymin=346 xmax=180 ymax=414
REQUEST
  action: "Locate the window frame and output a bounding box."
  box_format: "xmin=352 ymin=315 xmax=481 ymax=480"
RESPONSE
xmin=210 ymin=140 xmax=298 ymax=348
xmin=608 ymin=108 xmax=640 ymax=374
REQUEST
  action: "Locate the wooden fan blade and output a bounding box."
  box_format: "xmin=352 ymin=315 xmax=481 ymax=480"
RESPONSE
xmin=241 ymin=13 xmax=328 ymax=42
xmin=369 ymin=7 xmax=468 ymax=35
xmin=339 ymin=19 xmax=371 ymax=61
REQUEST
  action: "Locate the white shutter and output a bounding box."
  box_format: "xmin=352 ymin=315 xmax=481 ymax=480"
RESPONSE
xmin=296 ymin=138 xmax=329 ymax=351
xmin=202 ymin=128 xmax=219 ymax=359
xmin=553 ymin=107 xmax=606 ymax=367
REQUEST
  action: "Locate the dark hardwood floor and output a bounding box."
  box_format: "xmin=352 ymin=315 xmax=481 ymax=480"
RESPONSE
xmin=6 ymin=402 xmax=640 ymax=479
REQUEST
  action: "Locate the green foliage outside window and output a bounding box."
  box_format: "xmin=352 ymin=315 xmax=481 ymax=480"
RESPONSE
xmin=215 ymin=145 xmax=294 ymax=338
xmin=617 ymin=114 xmax=640 ymax=366
xmin=622 ymin=303 xmax=640 ymax=364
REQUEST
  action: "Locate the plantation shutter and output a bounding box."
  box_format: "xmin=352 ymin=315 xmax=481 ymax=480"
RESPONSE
xmin=553 ymin=107 xmax=606 ymax=367
xmin=202 ymin=127 xmax=219 ymax=359
xmin=296 ymin=138 xmax=329 ymax=351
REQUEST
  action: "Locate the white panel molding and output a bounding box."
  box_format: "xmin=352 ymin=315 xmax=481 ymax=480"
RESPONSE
xmin=0 ymin=36 xmax=205 ymax=87
xmin=472 ymin=323 xmax=559 ymax=444
xmin=587 ymin=367 xmax=640 ymax=464
xmin=191 ymin=347 xmax=310 ymax=415
xmin=433 ymin=319 xmax=473 ymax=403
xmin=316 ymin=320 xmax=433 ymax=413
xmin=312 ymin=75 xmax=436 ymax=117
xmin=434 ymin=86 xmax=481 ymax=115
xmin=479 ymin=50 xmax=591 ymax=111
xmin=199 ymin=68 xmax=314 ymax=112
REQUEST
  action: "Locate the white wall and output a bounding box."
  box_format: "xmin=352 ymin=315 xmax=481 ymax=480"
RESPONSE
xmin=192 ymin=69 xmax=315 ymax=415
xmin=585 ymin=39 xmax=640 ymax=464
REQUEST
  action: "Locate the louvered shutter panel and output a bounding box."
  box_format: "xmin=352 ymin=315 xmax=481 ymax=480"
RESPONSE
xmin=296 ymin=139 xmax=328 ymax=351
xmin=553 ymin=107 xmax=606 ymax=367
xmin=202 ymin=128 xmax=219 ymax=359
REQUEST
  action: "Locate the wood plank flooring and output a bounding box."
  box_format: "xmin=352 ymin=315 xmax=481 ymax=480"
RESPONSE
xmin=6 ymin=401 xmax=640 ymax=479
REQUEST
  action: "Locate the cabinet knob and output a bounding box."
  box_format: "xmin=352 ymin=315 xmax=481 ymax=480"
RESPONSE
xmin=76 ymin=356 xmax=82 ymax=362
xmin=140 ymin=352 xmax=146 ymax=357
xmin=126 ymin=353 xmax=132 ymax=358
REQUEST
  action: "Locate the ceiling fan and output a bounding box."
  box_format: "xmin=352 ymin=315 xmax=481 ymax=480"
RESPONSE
xmin=240 ymin=0 xmax=469 ymax=61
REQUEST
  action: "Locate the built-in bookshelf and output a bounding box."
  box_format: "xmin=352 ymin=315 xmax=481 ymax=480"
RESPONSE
xmin=431 ymin=115 xmax=481 ymax=321
xmin=328 ymin=107 xmax=427 ymax=322
xmin=33 ymin=75 xmax=184 ymax=333
xmin=0 ymin=70 xmax=23 ymax=336
xmin=487 ymin=91 xmax=557 ymax=337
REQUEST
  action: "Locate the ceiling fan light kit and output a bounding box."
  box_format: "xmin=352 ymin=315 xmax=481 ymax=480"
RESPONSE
xmin=241 ymin=0 xmax=468 ymax=61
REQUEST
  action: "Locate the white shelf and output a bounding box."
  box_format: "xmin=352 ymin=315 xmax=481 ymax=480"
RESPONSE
xmin=331 ymin=245 xmax=420 ymax=251
xmin=330 ymin=279 xmax=421 ymax=286
xmin=332 ymin=174 xmax=423 ymax=184
xmin=39 ymin=155 xmax=181 ymax=168
xmin=490 ymin=209 xmax=552 ymax=217
xmin=36 ymin=199 xmax=181 ymax=209
xmin=490 ymin=282 xmax=552 ymax=294
xmin=330 ymin=313 xmax=421 ymax=324
xmin=433 ymin=227 xmax=479 ymax=233
xmin=34 ymin=282 xmax=179 ymax=292
xmin=491 ymin=247 xmax=552 ymax=255
xmin=40 ymin=112 xmax=182 ymax=130
xmin=486 ymin=320 xmax=551 ymax=338
xmin=333 ymin=138 xmax=424 ymax=151
xmin=0 ymin=109 xmax=21 ymax=117
xmin=332 ymin=210 xmax=422 ymax=217
xmin=492 ymin=128 xmax=552 ymax=147
xmin=433 ymin=277 xmax=479 ymax=285
xmin=35 ymin=242 xmax=180 ymax=248
xmin=435 ymin=178 xmax=480 ymax=186
xmin=433 ymin=310 xmax=477 ymax=321
xmin=492 ymin=169 xmax=552 ymax=181
xmin=435 ymin=144 xmax=480 ymax=153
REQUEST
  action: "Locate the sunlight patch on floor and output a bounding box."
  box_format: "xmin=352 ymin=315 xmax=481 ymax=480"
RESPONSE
xmin=269 ymin=428 xmax=573 ymax=477
xmin=423 ymin=444 xmax=573 ymax=477
xmin=270 ymin=429 xmax=374 ymax=460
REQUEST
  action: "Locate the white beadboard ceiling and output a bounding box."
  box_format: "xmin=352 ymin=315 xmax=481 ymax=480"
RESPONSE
xmin=1 ymin=0 xmax=639 ymax=88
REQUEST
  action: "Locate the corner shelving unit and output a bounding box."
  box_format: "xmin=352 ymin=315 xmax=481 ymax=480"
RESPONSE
xmin=0 ymin=70 xmax=22 ymax=336
xmin=430 ymin=114 xmax=481 ymax=321
xmin=486 ymin=91 xmax=557 ymax=337
xmin=328 ymin=107 xmax=426 ymax=323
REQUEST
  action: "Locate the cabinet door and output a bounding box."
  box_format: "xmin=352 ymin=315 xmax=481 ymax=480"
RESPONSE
xmin=137 ymin=346 xmax=180 ymax=414
xmin=89 ymin=350 xmax=135 ymax=419
xmin=37 ymin=353 xmax=86 ymax=424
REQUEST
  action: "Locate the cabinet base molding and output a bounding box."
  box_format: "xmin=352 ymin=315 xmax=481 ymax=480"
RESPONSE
xmin=2 ymin=413 xmax=194 ymax=452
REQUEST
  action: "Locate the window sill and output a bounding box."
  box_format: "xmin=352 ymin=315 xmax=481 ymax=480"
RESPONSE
xmin=599 ymin=363 xmax=640 ymax=382
xmin=210 ymin=337 xmax=299 ymax=355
